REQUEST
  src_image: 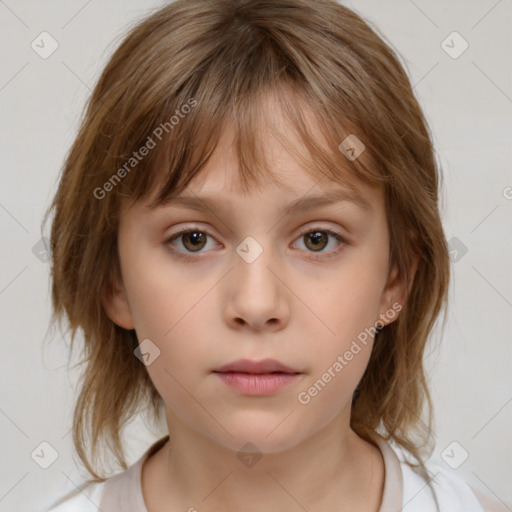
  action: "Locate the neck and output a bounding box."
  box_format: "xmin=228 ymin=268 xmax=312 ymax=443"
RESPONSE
xmin=142 ymin=408 xmax=384 ymax=512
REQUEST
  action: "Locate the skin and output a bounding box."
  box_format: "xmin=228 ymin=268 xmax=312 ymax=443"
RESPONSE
xmin=104 ymin=101 xmax=418 ymax=511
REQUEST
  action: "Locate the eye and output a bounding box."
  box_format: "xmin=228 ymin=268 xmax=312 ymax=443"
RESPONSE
xmin=292 ymin=227 xmax=346 ymax=259
xmin=165 ymin=225 xmax=346 ymax=261
xmin=166 ymin=227 xmax=219 ymax=260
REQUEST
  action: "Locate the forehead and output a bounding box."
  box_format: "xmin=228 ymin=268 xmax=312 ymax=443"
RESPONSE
xmin=160 ymin=130 xmax=373 ymax=204
xmin=122 ymin=88 xmax=384 ymax=218
xmin=126 ymin=166 xmax=383 ymax=236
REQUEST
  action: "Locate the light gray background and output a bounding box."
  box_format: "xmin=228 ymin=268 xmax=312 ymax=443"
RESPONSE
xmin=1 ymin=0 xmax=511 ymax=510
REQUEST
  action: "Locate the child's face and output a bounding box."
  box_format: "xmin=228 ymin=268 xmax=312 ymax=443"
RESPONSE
xmin=106 ymin=114 xmax=405 ymax=455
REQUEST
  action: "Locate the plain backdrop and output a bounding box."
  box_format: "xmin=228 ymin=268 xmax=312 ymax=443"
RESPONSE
xmin=1 ymin=0 xmax=511 ymax=510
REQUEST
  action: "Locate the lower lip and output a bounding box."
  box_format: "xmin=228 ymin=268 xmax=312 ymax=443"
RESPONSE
xmin=214 ymin=372 xmax=300 ymax=396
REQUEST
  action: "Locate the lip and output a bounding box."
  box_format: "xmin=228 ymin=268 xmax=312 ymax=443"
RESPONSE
xmin=212 ymin=359 xmax=302 ymax=396
xmin=213 ymin=358 xmax=301 ymax=374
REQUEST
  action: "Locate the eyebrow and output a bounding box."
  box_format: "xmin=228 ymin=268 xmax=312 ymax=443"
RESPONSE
xmin=160 ymin=188 xmax=372 ymax=216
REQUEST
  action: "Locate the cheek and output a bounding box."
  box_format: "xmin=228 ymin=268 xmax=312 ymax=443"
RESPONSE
xmin=294 ymin=286 xmax=376 ymax=417
xmin=120 ymin=240 xmax=202 ymax=338
xmin=123 ymin=248 xmax=218 ymax=373
xmin=292 ymin=247 xmax=386 ymax=393
xmin=118 ymin=233 xmax=222 ymax=385
xmin=132 ymin=307 xmax=215 ymax=420
xmin=300 ymin=251 xmax=386 ymax=343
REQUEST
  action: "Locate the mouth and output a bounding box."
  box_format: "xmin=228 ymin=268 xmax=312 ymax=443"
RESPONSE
xmin=212 ymin=358 xmax=301 ymax=375
xmin=212 ymin=359 xmax=303 ymax=396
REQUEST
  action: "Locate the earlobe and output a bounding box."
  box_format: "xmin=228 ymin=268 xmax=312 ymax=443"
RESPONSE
xmin=101 ymin=281 xmax=135 ymax=330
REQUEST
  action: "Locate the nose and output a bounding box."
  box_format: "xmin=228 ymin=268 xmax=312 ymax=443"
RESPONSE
xmin=223 ymin=245 xmax=290 ymax=332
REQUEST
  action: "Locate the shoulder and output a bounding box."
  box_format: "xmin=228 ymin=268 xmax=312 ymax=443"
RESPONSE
xmin=396 ymin=448 xmax=510 ymax=512
xmin=46 ymin=436 xmax=169 ymax=512
xmin=46 ymin=481 xmax=105 ymax=512
xmin=400 ymin=460 xmax=482 ymax=511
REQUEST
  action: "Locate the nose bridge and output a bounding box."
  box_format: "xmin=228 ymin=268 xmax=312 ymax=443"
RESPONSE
xmin=234 ymin=233 xmax=280 ymax=298
xmin=225 ymin=232 xmax=288 ymax=329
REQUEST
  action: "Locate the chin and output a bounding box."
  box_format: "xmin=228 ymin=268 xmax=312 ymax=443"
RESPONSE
xmin=202 ymin=412 xmax=312 ymax=455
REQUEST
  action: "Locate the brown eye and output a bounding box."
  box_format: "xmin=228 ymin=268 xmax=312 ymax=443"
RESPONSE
xmin=166 ymin=229 xmax=217 ymax=258
xmin=293 ymin=227 xmax=346 ymax=260
xmin=303 ymin=231 xmax=329 ymax=252
xmin=180 ymin=231 xmax=207 ymax=252
xmin=166 ymin=226 xmax=345 ymax=262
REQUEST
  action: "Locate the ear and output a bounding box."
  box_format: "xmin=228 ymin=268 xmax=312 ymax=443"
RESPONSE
xmin=377 ymin=252 xmax=419 ymax=327
xmin=101 ymin=277 xmax=135 ymax=330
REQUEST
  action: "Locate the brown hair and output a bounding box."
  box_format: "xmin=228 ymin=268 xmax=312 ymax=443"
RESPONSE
xmin=43 ymin=0 xmax=450 ymax=483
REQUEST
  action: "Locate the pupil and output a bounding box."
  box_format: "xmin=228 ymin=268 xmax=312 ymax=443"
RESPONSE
xmin=185 ymin=232 xmax=205 ymax=251
xmin=307 ymin=231 xmax=327 ymax=251
xmin=311 ymin=232 xmax=321 ymax=245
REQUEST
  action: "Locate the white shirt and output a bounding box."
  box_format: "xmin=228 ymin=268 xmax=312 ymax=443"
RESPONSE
xmin=47 ymin=435 xmax=509 ymax=511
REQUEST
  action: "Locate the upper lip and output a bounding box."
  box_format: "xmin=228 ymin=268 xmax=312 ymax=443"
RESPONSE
xmin=213 ymin=358 xmax=301 ymax=374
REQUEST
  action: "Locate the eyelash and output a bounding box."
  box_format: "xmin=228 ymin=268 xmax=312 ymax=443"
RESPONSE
xmin=165 ymin=225 xmax=346 ymax=262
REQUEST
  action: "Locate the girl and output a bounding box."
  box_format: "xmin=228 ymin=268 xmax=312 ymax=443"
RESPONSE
xmin=44 ymin=0 xmax=507 ymax=510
